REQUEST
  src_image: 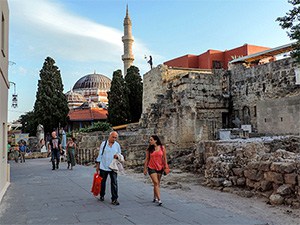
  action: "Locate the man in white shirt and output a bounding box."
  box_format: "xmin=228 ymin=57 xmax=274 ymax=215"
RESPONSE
xmin=96 ymin=131 xmax=121 ymax=205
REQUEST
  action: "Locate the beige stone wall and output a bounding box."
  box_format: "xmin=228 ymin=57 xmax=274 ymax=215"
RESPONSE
xmin=74 ymin=130 xmax=151 ymax=168
xmin=257 ymin=95 xmax=300 ymax=134
xmin=141 ymin=65 xmax=229 ymax=146
xmin=0 ymin=0 xmax=9 ymax=202
xmin=230 ymin=58 xmax=300 ymax=134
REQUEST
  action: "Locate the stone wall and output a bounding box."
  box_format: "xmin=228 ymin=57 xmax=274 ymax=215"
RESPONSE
xmin=202 ymin=136 xmax=300 ymax=207
xmin=256 ymin=95 xmax=300 ymax=134
xmin=230 ymin=58 xmax=300 ymax=134
xmin=74 ymin=129 xmax=152 ymax=168
xmin=141 ymin=65 xmax=229 ymax=147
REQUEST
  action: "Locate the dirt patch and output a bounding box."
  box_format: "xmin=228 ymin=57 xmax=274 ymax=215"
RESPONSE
xmin=125 ymin=169 xmax=300 ymax=225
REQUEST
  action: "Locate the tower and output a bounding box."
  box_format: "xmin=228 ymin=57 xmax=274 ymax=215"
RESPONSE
xmin=122 ymin=5 xmax=134 ymax=76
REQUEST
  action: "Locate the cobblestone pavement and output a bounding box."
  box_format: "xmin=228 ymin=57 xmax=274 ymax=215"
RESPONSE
xmin=0 ymin=158 xmax=268 ymax=225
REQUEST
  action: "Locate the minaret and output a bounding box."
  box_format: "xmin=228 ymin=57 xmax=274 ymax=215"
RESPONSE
xmin=122 ymin=5 xmax=134 ymax=76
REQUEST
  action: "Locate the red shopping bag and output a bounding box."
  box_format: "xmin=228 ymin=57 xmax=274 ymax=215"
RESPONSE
xmin=91 ymin=173 xmax=102 ymax=196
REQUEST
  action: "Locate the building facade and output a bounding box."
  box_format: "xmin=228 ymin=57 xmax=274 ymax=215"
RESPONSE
xmin=0 ymin=0 xmax=9 ymax=202
xmin=164 ymin=44 xmax=272 ymax=70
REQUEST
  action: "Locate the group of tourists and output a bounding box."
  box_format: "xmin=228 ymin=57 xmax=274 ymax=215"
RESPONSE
xmin=47 ymin=130 xmax=169 ymax=207
xmin=47 ymin=131 xmax=77 ymax=170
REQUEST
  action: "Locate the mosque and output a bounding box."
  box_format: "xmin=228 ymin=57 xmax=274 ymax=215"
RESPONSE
xmin=66 ymin=6 xmax=134 ymax=131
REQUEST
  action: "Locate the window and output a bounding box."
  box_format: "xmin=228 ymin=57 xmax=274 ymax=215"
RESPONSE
xmin=212 ymin=60 xmax=222 ymax=69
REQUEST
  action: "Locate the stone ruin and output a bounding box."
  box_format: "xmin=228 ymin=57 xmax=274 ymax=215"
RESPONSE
xmin=73 ymin=56 xmax=300 ymax=208
xmin=201 ymin=136 xmax=300 ymax=208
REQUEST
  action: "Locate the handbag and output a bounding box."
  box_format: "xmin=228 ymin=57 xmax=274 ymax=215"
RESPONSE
xmin=91 ymin=173 xmax=102 ymax=196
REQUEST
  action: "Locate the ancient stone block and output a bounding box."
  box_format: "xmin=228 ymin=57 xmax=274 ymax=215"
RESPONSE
xmin=264 ymin=171 xmax=284 ymax=184
xmin=229 ymin=176 xmax=238 ymax=186
xmin=258 ymin=180 xmax=273 ymax=192
xmin=244 ymin=169 xmax=264 ymax=181
xmin=223 ymin=180 xmax=232 ymax=187
xmin=210 ymin=178 xmax=225 ymax=187
xmin=246 ymin=178 xmax=256 ymax=188
xmin=276 ymin=184 xmax=293 ymax=196
xmin=270 ymin=162 xmax=295 ymax=173
xmin=284 ymin=173 xmax=297 ymax=185
xmin=269 ymin=194 xmax=284 ymax=205
xmin=236 ymin=177 xmax=246 ymax=186
xmin=247 ymin=162 xmax=260 ymax=169
xmin=232 ymin=168 xmax=244 ymax=177
xmin=258 ymin=161 xmax=271 ymax=171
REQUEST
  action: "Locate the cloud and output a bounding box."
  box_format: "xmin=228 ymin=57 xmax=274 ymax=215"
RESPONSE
xmin=8 ymin=0 xmax=161 ymax=73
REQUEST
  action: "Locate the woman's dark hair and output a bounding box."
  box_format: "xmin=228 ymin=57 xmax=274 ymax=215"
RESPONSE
xmin=147 ymin=135 xmax=162 ymax=153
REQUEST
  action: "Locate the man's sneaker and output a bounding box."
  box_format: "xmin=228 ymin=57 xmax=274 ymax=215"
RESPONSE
xmin=157 ymin=200 xmax=162 ymax=206
xmin=111 ymin=199 xmax=120 ymax=205
xmin=99 ymin=196 xmax=104 ymax=201
xmin=152 ymin=198 xmax=158 ymax=203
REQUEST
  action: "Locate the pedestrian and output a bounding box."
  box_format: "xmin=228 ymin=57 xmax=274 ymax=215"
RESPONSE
xmin=143 ymin=135 xmax=168 ymax=206
xmin=19 ymin=141 xmax=26 ymax=163
xmin=95 ymin=131 xmax=121 ymax=205
xmin=13 ymin=144 xmax=19 ymax=163
xmin=48 ymin=131 xmax=62 ymax=170
xmin=66 ymin=137 xmax=76 ymax=170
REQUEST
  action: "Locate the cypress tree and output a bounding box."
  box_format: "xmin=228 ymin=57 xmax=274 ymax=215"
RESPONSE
xmin=33 ymin=57 xmax=69 ymax=133
xmin=125 ymin=66 xmax=143 ymax=123
xmin=107 ymin=70 xmax=130 ymax=126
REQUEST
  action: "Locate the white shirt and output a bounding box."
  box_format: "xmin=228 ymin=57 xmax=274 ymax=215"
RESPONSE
xmin=96 ymin=140 xmax=121 ymax=171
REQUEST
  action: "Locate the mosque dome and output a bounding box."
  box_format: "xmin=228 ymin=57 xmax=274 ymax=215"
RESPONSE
xmin=65 ymin=91 xmax=86 ymax=103
xmin=73 ymin=73 xmax=111 ymax=90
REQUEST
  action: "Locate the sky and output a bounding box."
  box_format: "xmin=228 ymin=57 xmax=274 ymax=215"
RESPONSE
xmin=7 ymin=0 xmax=291 ymax=122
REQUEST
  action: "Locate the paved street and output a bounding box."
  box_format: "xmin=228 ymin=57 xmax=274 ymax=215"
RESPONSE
xmin=0 ymin=158 xmax=268 ymax=225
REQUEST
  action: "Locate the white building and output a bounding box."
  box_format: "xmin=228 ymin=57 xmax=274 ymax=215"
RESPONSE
xmin=0 ymin=0 xmax=9 ymax=202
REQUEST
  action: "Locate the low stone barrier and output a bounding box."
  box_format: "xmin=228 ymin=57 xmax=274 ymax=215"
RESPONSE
xmin=202 ymin=136 xmax=300 ymax=208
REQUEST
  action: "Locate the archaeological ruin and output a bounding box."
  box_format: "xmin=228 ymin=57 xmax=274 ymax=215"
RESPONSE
xmin=74 ymin=53 xmax=300 ymax=208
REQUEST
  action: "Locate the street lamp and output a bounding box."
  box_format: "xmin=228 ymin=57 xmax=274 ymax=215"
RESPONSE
xmin=9 ymin=81 xmax=17 ymax=108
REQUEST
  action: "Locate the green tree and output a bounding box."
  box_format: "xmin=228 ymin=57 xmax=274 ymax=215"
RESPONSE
xmin=277 ymin=0 xmax=300 ymax=62
xmin=33 ymin=57 xmax=69 ymax=133
xmin=107 ymin=70 xmax=130 ymax=126
xmin=125 ymin=66 xmax=143 ymax=122
xmin=20 ymin=111 xmax=37 ymax=136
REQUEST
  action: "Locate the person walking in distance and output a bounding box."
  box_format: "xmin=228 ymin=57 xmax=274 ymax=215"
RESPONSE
xmin=48 ymin=131 xmax=62 ymax=170
xmin=66 ymin=137 xmax=76 ymax=170
xmin=95 ymin=131 xmax=121 ymax=205
xmin=143 ymin=135 xmax=168 ymax=206
xmin=19 ymin=141 xmax=26 ymax=163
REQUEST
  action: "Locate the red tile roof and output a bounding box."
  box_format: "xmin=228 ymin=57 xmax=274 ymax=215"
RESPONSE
xmin=68 ymin=108 xmax=107 ymax=121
